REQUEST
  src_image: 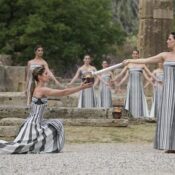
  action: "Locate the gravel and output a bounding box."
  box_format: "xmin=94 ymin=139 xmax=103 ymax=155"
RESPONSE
xmin=0 ymin=143 xmax=175 ymax=175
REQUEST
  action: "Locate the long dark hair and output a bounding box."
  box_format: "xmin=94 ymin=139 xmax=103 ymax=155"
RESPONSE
xmin=28 ymin=66 xmax=45 ymax=100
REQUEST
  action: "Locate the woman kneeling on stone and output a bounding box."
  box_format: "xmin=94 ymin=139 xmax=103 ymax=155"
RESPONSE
xmin=0 ymin=66 xmax=92 ymax=154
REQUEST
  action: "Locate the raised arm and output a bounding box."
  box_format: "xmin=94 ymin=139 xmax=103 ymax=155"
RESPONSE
xmin=39 ymin=83 xmax=92 ymax=97
xmin=123 ymin=52 xmax=165 ymax=65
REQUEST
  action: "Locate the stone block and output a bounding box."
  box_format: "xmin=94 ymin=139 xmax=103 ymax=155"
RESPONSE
xmin=0 ymin=126 xmax=19 ymax=137
xmin=0 ymin=118 xmax=25 ymax=126
xmin=4 ymin=66 xmax=26 ymax=91
xmin=0 ymin=106 xmax=113 ymax=119
xmin=64 ymin=118 xmax=129 ymax=127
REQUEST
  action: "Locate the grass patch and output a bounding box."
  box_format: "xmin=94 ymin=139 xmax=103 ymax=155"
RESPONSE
xmin=65 ymin=123 xmax=156 ymax=144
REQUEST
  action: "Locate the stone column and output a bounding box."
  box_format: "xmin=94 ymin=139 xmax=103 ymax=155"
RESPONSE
xmin=138 ymin=0 xmax=173 ymax=59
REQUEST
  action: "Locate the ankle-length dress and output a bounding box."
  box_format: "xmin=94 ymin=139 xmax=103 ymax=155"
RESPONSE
xmin=98 ymin=73 xmax=112 ymax=108
xmin=154 ymin=61 xmax=175 ymax=150
xmin=149 ymin=72 xmax=164 ymax=118
xmin=0 ymin=97 xmax=64 ymax=154
xmin=125 ymin=68 xmax=149 ymax=118
xmin=78 ymin=70 xmax=96 ymax=108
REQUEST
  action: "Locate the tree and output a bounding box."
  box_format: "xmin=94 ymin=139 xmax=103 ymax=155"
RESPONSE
xmin=0 ymin=0 xmax=125 ymax=76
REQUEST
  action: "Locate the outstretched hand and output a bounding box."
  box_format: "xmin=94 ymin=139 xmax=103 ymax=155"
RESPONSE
xmin=80 ymin=82 xmax=93 ymax=89
xmin=122 ymin=59 xmax=131 ymax=65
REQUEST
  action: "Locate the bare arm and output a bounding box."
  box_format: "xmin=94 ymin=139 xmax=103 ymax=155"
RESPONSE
xmin=44 ymin=63 xmax=62 ymax=88
xmin=25 ymin=61 xmax=31 ymax=91
xmin=143 ymin=70 xmax=153 ymax=86
xmin=116 ymin=70 xmax=129 ymax=86
xmin=113 ymin=66 xmax=128 ymax=81
xmin=144 ymin=65 xmax=163 ymax=83
xmin=143 ymin=65 xmax=157 ymax=81
xmin=93 ymin=76 xmax=100 ymax=87
xmin=123 ymin=53 xmax=165 ymax=65
xmin=68 ymin=68 xmax=81 ymax=86
xmin=38 ymin=83 xmax=92 ymax=97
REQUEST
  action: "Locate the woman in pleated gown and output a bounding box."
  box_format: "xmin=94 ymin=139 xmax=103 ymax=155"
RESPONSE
xmin=68 ymin=55 xmax=97 ymax=108
xmin=26 ymin=45 xmax=62 ymax=106
xmin=0 ymin=66 xmax=92 ymax=154
xmin=123 ymin=32 xmax=175 ymax=153
xmin=113 ymin=50 xmax=157 ymax=118
xmin=94 ymin=60 xmax=113 ymax=108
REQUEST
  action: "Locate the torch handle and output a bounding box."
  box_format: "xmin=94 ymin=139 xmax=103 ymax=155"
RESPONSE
xmin=92 ymin=63 xmax=124 ymax=76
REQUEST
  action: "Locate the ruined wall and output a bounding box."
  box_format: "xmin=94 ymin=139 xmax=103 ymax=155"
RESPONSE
xmin=138 ymin=0 xmax=174 ymax=58
xmin=0 ymin=66 xmax=26 ymax=92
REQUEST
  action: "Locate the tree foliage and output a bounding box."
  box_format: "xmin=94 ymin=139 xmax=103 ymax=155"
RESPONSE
xmin=0 ymin=0 xmax=125 ymax=75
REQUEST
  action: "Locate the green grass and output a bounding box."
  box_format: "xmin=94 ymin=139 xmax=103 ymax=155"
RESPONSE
xmin=65 ymin=123 xmax=156 ymax=144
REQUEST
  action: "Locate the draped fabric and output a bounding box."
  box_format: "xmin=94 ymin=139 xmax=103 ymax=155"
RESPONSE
xmin=154 ymin=61 xmax=175 ymax=150
xmin=0 ymin=97 xmax=64 ymax=154
xmin=125 ymin=68 xmax=149 ymax=118
xmin=98 ymin=73 xmax=112 ymax=108
xmin=78 ymin=70 xmax=96 ymax=108
xmin=149 ymin=72 xmax=164 ymax=118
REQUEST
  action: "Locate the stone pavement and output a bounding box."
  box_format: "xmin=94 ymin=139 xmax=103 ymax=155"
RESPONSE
xmin=0 ymin=143 xmax=175 ymax=175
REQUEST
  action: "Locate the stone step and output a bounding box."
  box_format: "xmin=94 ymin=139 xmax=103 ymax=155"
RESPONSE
xmin=0 ymin=118 xmax=128 ymax=138
xmin=0 ymin=118 xmax=128 ymax=127
xmin=0 ymin=92 xmax=153 ymax=108
xmin=64 ymin=118 xmax=128 ymax=127
xmin=0 ymin=126 xmax=19 ymax=137
xmin=0 ymin=107 xmax=114 ymax=119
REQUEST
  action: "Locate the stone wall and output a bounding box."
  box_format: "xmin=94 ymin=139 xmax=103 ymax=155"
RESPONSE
xmin=0 ymin=66 xmax=26 ymax=92
xmin=0 ymin=54 xmax=12 ymax=65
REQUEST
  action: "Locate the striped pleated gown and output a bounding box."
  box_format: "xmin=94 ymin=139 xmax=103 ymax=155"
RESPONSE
xmin=154 ymin=61 xmax=175 ymax=150
xmin=0 ymin=97 xmax=64 ymax=154
xmin=98 ymin=73 xmax=112 ymax=108
xmin=78 ymin=70 xmax=96 ymax=108
xmin=149 ymin=72 xmax=164 ymax=118
xmin=125 ymin=68 xmax=149 ymax=118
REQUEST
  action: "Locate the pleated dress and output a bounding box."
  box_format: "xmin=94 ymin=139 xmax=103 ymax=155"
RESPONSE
xmin=98 ymin=73 xmax=112 ymax=108
xmin=78 ymin=70 xmax=96 ymax=108
xmin=0 ymin=97 xmax=64 ymax=154
xmin=149 ymin=72 xmax=164 ymax=118
xmin=154 ymin=61 xmax=175 ymax=150
xmin=125 ymin=68 xmax=149 ymax=118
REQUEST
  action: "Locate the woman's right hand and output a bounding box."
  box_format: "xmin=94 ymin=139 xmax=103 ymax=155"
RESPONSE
xmin=80 ymin=82 xmax=93 ymax=89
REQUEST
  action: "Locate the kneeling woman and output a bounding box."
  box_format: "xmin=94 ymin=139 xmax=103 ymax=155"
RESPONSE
xmin=0 ymin=66 xmax=92 ymax=154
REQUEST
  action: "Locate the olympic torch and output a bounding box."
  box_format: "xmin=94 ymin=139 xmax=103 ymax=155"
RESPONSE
xmin=82 ymin=63 xmax=124 ymax=83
